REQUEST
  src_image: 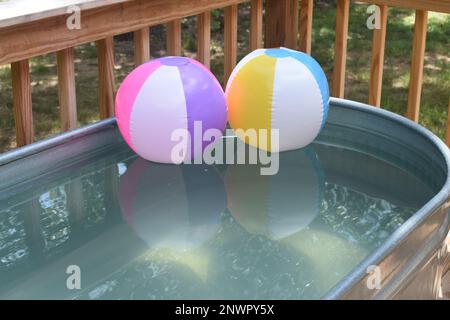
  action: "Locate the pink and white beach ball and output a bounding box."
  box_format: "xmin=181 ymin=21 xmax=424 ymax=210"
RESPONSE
xmin=115 ymin=57 xmax=227 ymax=164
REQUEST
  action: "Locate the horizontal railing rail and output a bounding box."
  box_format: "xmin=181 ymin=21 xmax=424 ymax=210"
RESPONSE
xmin=0 ymin=0 xmax=449 ymax=150
xmin=0 ymin=0 xmax=249 ymax=65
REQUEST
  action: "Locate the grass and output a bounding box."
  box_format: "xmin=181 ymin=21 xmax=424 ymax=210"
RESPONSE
xmin=0 ymin=1 xmax=449 ymax=152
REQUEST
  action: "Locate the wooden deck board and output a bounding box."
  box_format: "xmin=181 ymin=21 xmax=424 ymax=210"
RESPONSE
xmin=0 ymin=0 xmax=247 ymax=65
xmin=0 ymin=0 xmax=131 ymax=28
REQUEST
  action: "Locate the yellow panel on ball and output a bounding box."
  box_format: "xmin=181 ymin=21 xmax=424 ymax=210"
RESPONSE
xmin=226 ymin=54 xmax=277 ymax=151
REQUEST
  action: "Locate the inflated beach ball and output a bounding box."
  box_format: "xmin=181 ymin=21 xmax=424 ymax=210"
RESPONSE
xmin=115 ymin=56 xmax=227 ymax=164
xmin=225 ymin=47 xmax=329 ymax=152
xmin=119 ymin=158 xmax=226 ymax=251
xmin=225 ymin=146 xmax=325 ymax=240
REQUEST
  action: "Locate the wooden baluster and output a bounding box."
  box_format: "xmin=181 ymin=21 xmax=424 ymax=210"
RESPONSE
xmin=57 ymin=48 xmax=77 ymax=131
xmin=368 ymin=5 xmax=388 ymax=107
xmin=332 ymin=0 xmax=350 ymax=98
xmin=97 ymin=37 xmax=115 ymax=119
xmin=134 ymin=27 xmax=150 ymax=65
xmin=406 ymin=10 xmax=428 ymax=122
xmin=265 ymin=0 xmax=283 ymax=48
xmin=224 ymin=5 xmax=238 ymax=84
xmin=265 ymin=0 xmax=298 ymax=48
xmin=167 ymin=19 xmax=182 ymax=56
xmin=197 ymin=11 xmax=211 ymax=68
xmin=299 ymin=0 xmax=313 ymax=54
xmin=250 ymin=0 xmax=263 ymax=50
xmin=11 ymin=59 xmax=34 ymax=146
xmin=285 ymin=0 xmax=299 ymax=49
xmin=446 ymin=99 xmax=450 ymax=147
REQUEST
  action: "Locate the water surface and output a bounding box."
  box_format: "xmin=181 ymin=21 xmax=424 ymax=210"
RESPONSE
xmin=0 ymin=126 xmax=441 ymax=299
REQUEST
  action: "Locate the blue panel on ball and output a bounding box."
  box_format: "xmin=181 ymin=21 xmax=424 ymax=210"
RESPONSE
xmin=265 ymin=48 xmax=292 ymax=58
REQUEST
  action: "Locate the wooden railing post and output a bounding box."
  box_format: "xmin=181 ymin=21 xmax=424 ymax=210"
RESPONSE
xmin=299 ymin=0 xmax=314 ymax=54
xmin=406 ymin=10 xmax=428 ymax=122
xmin=197 ymin=12 xmax=211 ymax=68
xmin=97 ymin=37 xmax=115 ymax=119
xmin=285 ymin=0 xmax=299 ymax=49
xmin=332 ymin=0 xmax=350 ymax=98
xmin=250 ymin=0 xmax=263 ymax=50
xmin=134 ymin=27 xmax=150 ymax=65
xmin=368 ymin=5 xmax=388 ymax=107
xmin=167 ymin=19 xmax=182 ymax=56
xmin=265 ymin=0 xmax=299 ymax=49
xmin=57 ymin=47 xmax=77 ymax=131
xmin=11 ymin=59 xmax=34 ymax=146
xmin=224 ymin=5 xmax=238 ymax=84
xmin=265 ymin=0 xmax=283 ymax=48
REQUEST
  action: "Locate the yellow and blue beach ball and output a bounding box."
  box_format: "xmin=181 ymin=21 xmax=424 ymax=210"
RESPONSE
xmin=225 ymin=47 xmax=329 ymax=152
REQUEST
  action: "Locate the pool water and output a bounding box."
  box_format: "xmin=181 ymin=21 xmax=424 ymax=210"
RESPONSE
xmin=0 ymin=124 xmax=442 ymax=299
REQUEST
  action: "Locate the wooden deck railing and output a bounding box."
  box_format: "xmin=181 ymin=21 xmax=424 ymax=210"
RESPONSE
xmin=0 ymin=0 xmax=449 ymax=149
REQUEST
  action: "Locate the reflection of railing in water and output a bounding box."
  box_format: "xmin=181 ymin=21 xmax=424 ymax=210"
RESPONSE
xmin=0 ymin=0 xmax=449 ymax=149
xmin=0 ymin=163 xmax=122 ymax=280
